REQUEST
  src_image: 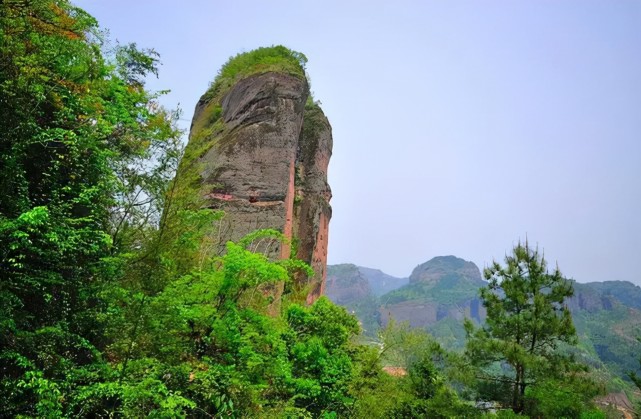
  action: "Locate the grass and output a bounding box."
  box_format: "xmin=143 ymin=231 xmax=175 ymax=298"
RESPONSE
xmin=204 ymin=45 xmax=308 ymax=102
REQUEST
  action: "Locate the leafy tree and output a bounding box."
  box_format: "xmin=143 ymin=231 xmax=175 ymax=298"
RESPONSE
xmin=388 ymin=354 xmax=475 ymax=418
xmin=465 ymin=241 xmax=577 ymax=414
xmin=0 ymin=0 xmax=180 ymax=415
xmin=285 ymin=296 xmax=360 ymax=416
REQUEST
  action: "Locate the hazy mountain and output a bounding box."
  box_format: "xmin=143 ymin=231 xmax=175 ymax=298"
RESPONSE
xmin=569 ymin=282 xmax=641 ymax=383
xmin=325 ymin=264 xmax=382 ymax=335
xmin=582 ymin=280 xmax=641 ymax=311
xmin=326 ymin=258 xmax=641 ymax=389
xmin=357 ymin=266 xmax=408 ymax=296
xmin=379 ymin=256 xmax=486 ymax=347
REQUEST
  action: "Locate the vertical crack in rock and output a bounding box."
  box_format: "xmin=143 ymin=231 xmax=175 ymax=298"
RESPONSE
xmin=280 ymin=156 xmax=296 ymax=260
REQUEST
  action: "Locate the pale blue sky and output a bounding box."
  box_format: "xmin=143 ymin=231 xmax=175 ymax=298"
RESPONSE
xmin=75 ymin=1 xmax=641 ymax=285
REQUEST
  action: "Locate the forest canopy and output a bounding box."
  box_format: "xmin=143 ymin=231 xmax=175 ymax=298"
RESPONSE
xmin=0 ymin=1 xmax=626 ymax=417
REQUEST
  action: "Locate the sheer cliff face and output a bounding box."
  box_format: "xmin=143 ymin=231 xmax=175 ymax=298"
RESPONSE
xmin=184 ymin=71 xmax=332 ymax=303
xmin=294 ymin=102 xmax=332 ymax=303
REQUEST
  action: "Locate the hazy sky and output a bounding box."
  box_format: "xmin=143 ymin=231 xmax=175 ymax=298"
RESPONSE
xmin=75 ymin=1 xmax=641 ymax=285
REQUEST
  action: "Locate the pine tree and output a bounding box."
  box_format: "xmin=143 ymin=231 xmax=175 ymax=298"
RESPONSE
xmin=465 ymin=241 xmax=576 ymax=413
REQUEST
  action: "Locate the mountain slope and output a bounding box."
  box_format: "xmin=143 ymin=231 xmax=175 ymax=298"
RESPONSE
xmin=380 ymin=256 xmax=486 ymax=334
xmin=327 ymin=258 xmax=641 ymax=389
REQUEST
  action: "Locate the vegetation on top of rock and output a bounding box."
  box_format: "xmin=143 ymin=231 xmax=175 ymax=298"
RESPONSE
xmin=382 ymin=256 xmax=483 ymax=305
xmin=414 ymin=255 xmax=472 ymax=272
xmin=382 ymin=274 xmax=481 ymax=305
xmin=170 ymin=45 xmax=313 ymax=237
xmin=410 ymin=255 xmax=484 ymax=284
xmin=205 ymin=45 xmax=308 ymax=101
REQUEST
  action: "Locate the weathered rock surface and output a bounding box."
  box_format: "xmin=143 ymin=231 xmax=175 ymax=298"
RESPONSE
xmin=179 ymin=66 xmax=332 ymax=304
xmin=293 ymin=102 xmax=333 ymax=302
xmin=566 ymin=282 xmax=618 ymax=313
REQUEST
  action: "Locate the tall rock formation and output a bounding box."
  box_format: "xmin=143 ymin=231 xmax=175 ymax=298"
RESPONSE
xmin=173 ymin=46 xmax=332 ymax=303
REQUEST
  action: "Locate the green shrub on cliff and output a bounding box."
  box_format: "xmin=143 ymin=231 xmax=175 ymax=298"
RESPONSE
xmin=206 ymin=45 xmax=308 ymax=100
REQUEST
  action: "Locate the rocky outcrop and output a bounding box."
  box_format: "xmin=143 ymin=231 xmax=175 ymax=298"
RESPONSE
xmin=379 ymin=298 xmax=486 ymax=328
xmin=380 ymin=256 xmax=486 ymax=332
xmin=582 ymin=280 xmax=641 ymax=311
xmin=324 ymin=264 xmax=386 ymax=335
xmin=595 ymin=392 xmax=635 ymax=418
xmin=380 ymin=301 xmax=438 ymax=328
xmin=176 ymin=48 xmax=332 ymax=304
xmin=566 ymin=282 xmax=617 ymax=313
xmin=409 ymin=255 xmax=484 ymax=285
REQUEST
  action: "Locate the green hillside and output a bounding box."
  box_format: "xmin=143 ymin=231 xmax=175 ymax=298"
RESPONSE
xmin=328 ymin=259 xmax=641 ymax=392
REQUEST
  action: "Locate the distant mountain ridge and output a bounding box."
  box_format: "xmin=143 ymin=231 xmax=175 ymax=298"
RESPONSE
xmin=325 ymin=264 xmax=407 ymax=335
xmin=409 ymin=255 xmax=484 ymax=285
xmin=326 ymin=257 xmax=641 ymax=389
xmin=582 ymin=280 xmax=641 ymax=311
xmin=358 ymin=266 xmax=409 ymax=296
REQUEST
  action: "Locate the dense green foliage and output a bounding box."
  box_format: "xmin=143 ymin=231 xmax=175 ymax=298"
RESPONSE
xmin=570 ymin=292 xmax=641 ymax=384
xmin=346 ymin=321 xmax=475 ymax=418
xmin=0 ymin=1 xmax=627 ymax=417
xmin=0 ymin=0 xmax=181 ymax=415
xmin=205 ymin=45 xmax=308 ymax=101
xmin=629 ymin=337 xmax=641 ymax=415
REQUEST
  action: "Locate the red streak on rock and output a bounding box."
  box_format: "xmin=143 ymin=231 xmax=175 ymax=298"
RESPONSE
xmin=307 ymin=211 xmax=329 ymax=304
xmin=382 ymin=366 xmax=407 ymax=377
xmin=208 ymin=193 xmax=234 ymax=201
